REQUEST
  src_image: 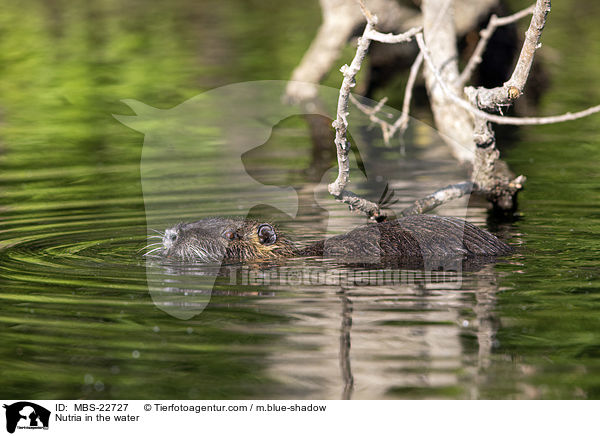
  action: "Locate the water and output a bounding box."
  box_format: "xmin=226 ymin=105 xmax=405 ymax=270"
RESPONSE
xmin=0 ymin=0 xmax=599 ymax=400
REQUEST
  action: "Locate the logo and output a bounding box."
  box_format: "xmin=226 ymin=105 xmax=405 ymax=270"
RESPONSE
xmin=3 ymin=402 xmax=50 ymax=434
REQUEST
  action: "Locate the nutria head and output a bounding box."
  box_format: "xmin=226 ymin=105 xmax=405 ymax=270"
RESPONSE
xmin=159 ymin=217 xmax=295 ymax=262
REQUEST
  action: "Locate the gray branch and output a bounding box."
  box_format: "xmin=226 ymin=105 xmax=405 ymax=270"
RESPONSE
xmin=328 ymin=14 xmax=376 ymax=199
xmin=420 ymin=0 xmax=477 ymax=163
xmin=390 ymin=52 xmax=424 ymax=140
xmin=298 ymin=0 xmax=599 ymax=217
xmin=458 ymin=4 xmax=536 ymax=87
xmin=418 ymin=31 xmax=600 ymax=127
xmin=328 ymin=1 xmax=421 ymax=220
xmin=401 ymin=182 xmax=475 ymax=216
xmin=467 ymin=0 xmax=551 ymax=112
xmin=366 ymin=27 xmax=423 ymax=44
xmin=349 ymin=93 xmax=392 ymax=144
xmin=348 ymin=51 xmax=423 ymax=146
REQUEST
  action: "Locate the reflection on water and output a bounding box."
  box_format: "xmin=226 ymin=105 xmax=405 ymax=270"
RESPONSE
xmin=0 ymin=0 xmax=599 ymax=400
xmin=144 ymin=255 xmax=509 ymax=399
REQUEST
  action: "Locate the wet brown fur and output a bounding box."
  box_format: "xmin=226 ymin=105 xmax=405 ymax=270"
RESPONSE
xmin=222 ymin=220 xmax=296 ymax=260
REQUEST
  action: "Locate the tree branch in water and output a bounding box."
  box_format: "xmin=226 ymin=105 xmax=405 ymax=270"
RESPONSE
xmin=401 ymin=182 xmax=475 ymax=216
xmin=458 ymin=4 xmax=536 ymax=87
xmin=328 ymin=0 xmax=421 ymax=220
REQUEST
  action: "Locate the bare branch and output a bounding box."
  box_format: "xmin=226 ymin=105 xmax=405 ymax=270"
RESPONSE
xmin=494 ymin=4 xmax=536 ymax=26
xmin=349 ymin=94 xmax=392 ymax=144
xmin=328 ymin=0 xmax=421 ymax=219
xmin=417 ymin=33 xmax=600 ymax=126
xmin=328 ymin=17 xmax=376 ymax=199
xmin=349 ymin=93 xmax=388 ymax=117
xmin=470 ymin=101 xmax=600 ymax=125
xmin=458 ymin=4 xmax=536 ymax=87
xmin=337 ymin=189 xmax=385 ymax=219
xmin=469 ymin=0 xmax=551 ymax=112
xmin=507 ymin=0 xmax=550 ymax=92
xmin=390 ymin=52 xmax=424 ymax=138
xmin=369 ymin=95 xmax=389 ymax=114
xmin=421 ymin=0 xmax=476 ymax=163
xmin=348 ymin=1 xmax=445 ymax=145
xmin=366 ymin=27 xmax=423 ymax=44
xmin=348 ymin=51 xmax=423 ymax=147
xmin=401 ymin=182 xmax=475 ymax=216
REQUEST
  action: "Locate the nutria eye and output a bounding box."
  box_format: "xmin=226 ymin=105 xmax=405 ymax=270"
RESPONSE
xmin=170 ymin=234 xmax=177 ymax=242
xmin=223 ymin=230 xmax=238 ymax=240
xmin=257 ymin=224 xmax=276 ymax=246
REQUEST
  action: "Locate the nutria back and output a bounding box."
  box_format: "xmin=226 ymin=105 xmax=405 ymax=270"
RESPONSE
xmin=301 ymin=215 xmax=512 ymax=261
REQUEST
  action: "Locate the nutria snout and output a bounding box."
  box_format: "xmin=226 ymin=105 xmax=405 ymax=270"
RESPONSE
xmin=157 ymin=218 xmax=295 ymax=262
xmin=149 ymin=215 xmax=512 ymax=263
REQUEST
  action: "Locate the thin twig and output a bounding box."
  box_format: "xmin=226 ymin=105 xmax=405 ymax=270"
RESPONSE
xmin=390 ymin=52 xmax=424 ymax=138
xmin=458 ymin=4 xmax=536 ymax=87
xmin=370 ymin=95 xmax=389 ymax=114
xmin=348 ymin=50 xmax=422 ymax=146
xmin=366 ymin=27 xmax=423 ymax=44
xmin=417 ymin=33 xmax=600 ymax=125
xmin=347 ymin=51 xmax=422 ymax=147
xmin=358 ymin=0 xmax=376 ymax=24
xmin=400 ymin=181 xmax=475 ymax=216
xmin=471 ymin=103 xmax=600 ymax=125
xmin=349 ymin=94 xmax=392 ymax=143
xmin=348 ymin=93 xmax=388 ymax=118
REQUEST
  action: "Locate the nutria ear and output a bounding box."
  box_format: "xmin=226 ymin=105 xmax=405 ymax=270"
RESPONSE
xmin=257 ymin=224 xmax=277 ymax=245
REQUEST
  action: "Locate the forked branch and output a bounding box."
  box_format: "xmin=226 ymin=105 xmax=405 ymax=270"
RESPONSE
xmin=328 ymin=0 xmax=421 ymax=219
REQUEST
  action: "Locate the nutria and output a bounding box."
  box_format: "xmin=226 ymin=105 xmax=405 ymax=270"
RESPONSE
xmin=148 ymin=215 xmax=512 ymax=263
